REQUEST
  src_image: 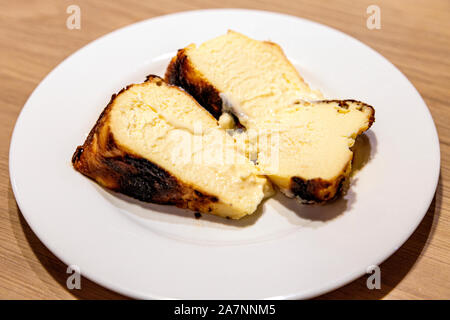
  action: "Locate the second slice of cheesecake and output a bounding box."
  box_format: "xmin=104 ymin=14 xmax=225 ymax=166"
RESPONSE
xmin=166 ymin=31 xmax=375 ymax=203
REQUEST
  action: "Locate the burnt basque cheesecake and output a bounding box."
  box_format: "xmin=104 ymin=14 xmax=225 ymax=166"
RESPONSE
xmin=166 ymin=31 xmax=375 ymax=203
xmin=72 ymin=76 xmax=273 ymax=219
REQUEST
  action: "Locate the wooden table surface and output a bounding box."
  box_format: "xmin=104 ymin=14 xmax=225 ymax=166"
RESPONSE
xmin=1 ymin=0 xmax=449 ymax=299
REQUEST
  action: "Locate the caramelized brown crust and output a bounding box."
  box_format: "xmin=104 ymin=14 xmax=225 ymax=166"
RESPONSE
xmin=327 ymin=99 xmax=376 ymax=126
xmin=166 ymin=49 xmax=224 ymax=119
xmin=289 ymin=165 xmax=349 ymax=204
xmin=165 ymin=51 xmax=375 ymax=204
xmin=289 ymin=100 xmax=374 ymax=203
xmin=72 ymin=76 xmax=219 ymax=212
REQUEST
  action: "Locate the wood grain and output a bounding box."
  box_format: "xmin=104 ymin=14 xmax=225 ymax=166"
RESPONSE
xmin=1 ymin=0 xmax=449 ymax=299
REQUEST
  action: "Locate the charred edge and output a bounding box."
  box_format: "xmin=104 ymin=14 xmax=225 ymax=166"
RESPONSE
xmin=100 ymin=154 xmax=220 ymax=210
xmin=290 ymin=175 xmax=346 ymax=204
xmin=165 ymin=50 xmax=223 ymax=119
xmin=367 ymin=106 xmax=376 ymax=128
xmin=194 ymin=190 xmax=218 ymax=203
xmin=71 ymin=93 xmax=117 ymax=166
xmin=230 ymin=113 xmax=245 ymax=129
xmin=72 ymin=81 xmax=220 ymax=212
xmin=74 ymin=135 xmax=220 ymax=209
xmin=102 ymin=154 xmax=184 ymax=204
xmin=72 ymin=146 xmax=84 ymax=163
xmin=145 ymin=74 xmax=164 ymax=86
xmin=105 ymin=131 xmax=118 ymax=151
xmin=72 ymin=81 xmax=149 ymax=166
xmin=326 ymin=99 xmax=376 ymax=127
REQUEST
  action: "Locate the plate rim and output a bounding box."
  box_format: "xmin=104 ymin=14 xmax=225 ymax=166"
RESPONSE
xmin=9 ymin=8 xmax=441 ymax=299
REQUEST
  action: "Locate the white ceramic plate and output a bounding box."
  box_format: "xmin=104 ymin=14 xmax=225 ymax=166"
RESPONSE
xmin=9 ymin=9 xmax=440 ymax=299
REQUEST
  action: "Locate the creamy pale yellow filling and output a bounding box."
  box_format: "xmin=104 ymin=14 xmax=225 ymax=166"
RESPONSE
xmin=109 ymin=81 xmax=272 ymax=218
xmin=185 ymin=31 xmax=372 ymax=187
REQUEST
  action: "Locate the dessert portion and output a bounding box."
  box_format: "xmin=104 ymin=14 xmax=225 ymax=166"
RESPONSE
xmin=72 ymin=76 xmax=272 ymax=219
xmin=166 ymin=31 xmax=375 ymax=203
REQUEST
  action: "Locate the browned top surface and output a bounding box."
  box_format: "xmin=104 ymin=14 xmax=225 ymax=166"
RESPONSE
xmin=1 ymin=0 xmax=449 ymax=299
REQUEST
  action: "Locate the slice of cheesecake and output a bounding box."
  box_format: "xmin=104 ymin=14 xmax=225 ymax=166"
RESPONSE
xmin=166 ymin=31 xmax=375 ymax=203
xmin=72 ymin=76 xmax=272 ymax=219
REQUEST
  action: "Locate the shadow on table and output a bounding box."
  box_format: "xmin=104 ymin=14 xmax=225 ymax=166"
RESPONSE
xmin=8 ymin=172 xmax=442 ymax=300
